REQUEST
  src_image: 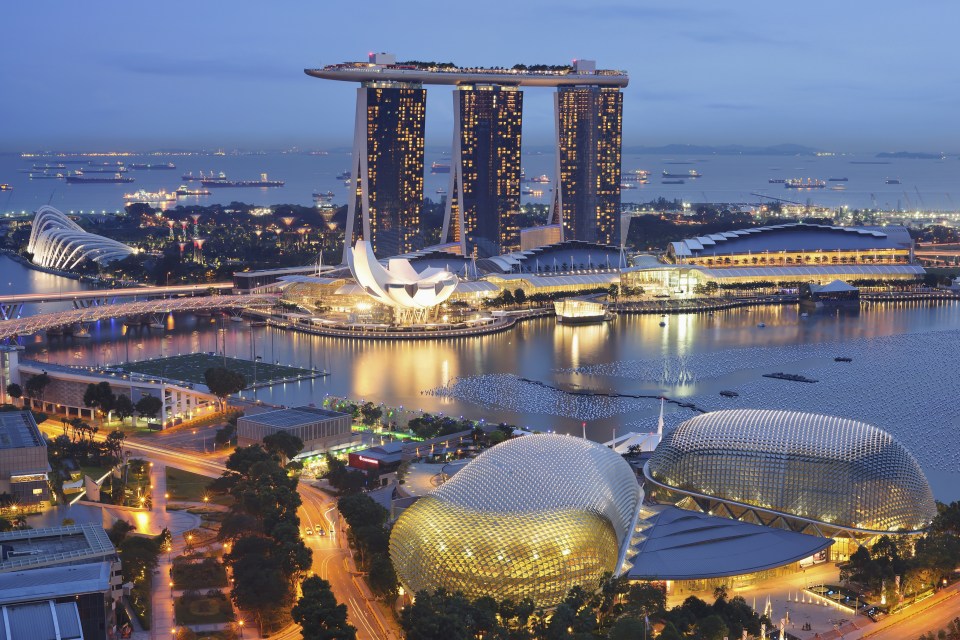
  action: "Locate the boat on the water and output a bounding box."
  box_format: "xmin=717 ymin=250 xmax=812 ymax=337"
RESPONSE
xmin=768 ymin=178 xmax=786 ymax=184
xmin=123 ymin=188 xmax=176 ymax=203
xmin=430 ymin=162 xmax=450 ymax=174
xmin=663 ymin=169 xmax=701 ymax=178
xmin=129 ymin=162 xmax=176 ymax=170
xmin=662 ymin=179 xmax=685 ymax=184
xmin=885 ymin=177 xmax=902 ymax=185
xmin=785 ymin=178 xmax=826 ymax=189
xmin=336 ymin=171 xmax=351 ymax=180
xmin=201 ymin=172 xmax=285 ymax=188
xmin=828 ymin=177 xmax=848 ymax=181
xmin=66 ymin=171 xmax=134 ymax=184
xmin=175 ymin=185 xmax=211 ymax=196
xmin=0 ymin=184 xmax=12 ymax=191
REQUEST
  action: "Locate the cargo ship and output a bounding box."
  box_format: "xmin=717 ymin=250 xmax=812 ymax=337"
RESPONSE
xmin=662 ymin=179 xmax=685 ymax=184
xmin=784 ymin=178 xmax=826 ymax=189
xmin=32 ymin=164 xmax=66 ymax=171
xmin=336 ymin=171 xmax=351 ymax=180
xmin=29 ymin=173 xmax=64 ymax=180
xmin=828 ymin=177 xmax=848 ymax=182
xmin=123 ymin=188 xmax=177 ymax=203
xmin=663 ymin=169 xmax=702 ymax=179
xmin=175 ymin=185 xmax=211 ymax=196
xmin=885 ymin=178 xmax=902 ymax=185
xmin=768 ymin=178 xmax=786 ymax=184
xmin=200 ymin=172 xmax=285 ymax=188
xmin=430 ymin=162 xmax=450 ymax=174
xmin=82 ymin=166 xmax=129 ymax=173
xmin=66 ymin=171 xmax=134 ymax=184
xmin=529 ymin=174 xmax=550 ymax=183
xmin=129 ymin=162 xmax=176 ymax=170
xmin=0 ymin=184 xmax=12 ymax=191
xmin=620 ymin=181 xmax=638 ymax=189
xmin=181 ymin=171 xmax=200 ymax=181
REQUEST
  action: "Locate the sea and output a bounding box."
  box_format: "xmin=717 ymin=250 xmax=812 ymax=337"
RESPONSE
xmin=2 ymin=150 xmax=960 ymax=216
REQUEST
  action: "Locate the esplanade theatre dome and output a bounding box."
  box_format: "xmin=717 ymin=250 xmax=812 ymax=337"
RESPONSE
xmin=389 ymin=434 xmax=642 ymax=607
xmin=646 ymin=409 xmax=936 ymax=534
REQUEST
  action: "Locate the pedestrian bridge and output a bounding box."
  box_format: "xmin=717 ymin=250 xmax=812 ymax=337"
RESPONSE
xmin=0 ymin=293 xmax=278 ymax=340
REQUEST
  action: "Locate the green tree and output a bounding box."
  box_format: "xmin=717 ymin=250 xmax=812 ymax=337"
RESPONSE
xmin=105 ymin=430 xmax=126 ymax=461
xmin=697 ymin=614 xmax=729 ymax=640
xmin=135 ymin=394 xmax=163 ymax=421
xmin=5 ymin=383 xmax=22 ymax=405
xmin=227 ymin=535 xmax=293 ymax=635
xmin=501 ymin=289 xmax=515 ymax=306
xmin=609 ymin=616 xmax=648 ymax=640
xmin=359 ymin=402 xmax=383 ymax=427
xmin=291 ymin=576 xmax=357 ymax=640
xmin=204 ymin=367 xmax=247 ymax=410
xmin=514 ymin=288 xmax=527 ymax=306
xmin=115 ymin=394 xmax=135 ymax=425
xmin=368 ymin=554 xmax=398 ymax=598
xmin=83 ymin=381 xmax=116 ymax=420
xmin=24 ymin=373 xmax=51 ymax=406
xmin=262 ymin=431 xmax=304 ymax=463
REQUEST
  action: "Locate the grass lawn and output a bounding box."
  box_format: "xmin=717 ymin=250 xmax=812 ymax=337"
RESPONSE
xmin=172 ymin=557 xmax=228 ymax=589
xmin=165 ymin=467 xmax=229 ymax=504
xmin=174 ymin=592 xmax=234 ymax=626
xmin=79 ymin=465 xmax=112 ymax=481
xmin=121 ymin=353 xmax=320 ymax=386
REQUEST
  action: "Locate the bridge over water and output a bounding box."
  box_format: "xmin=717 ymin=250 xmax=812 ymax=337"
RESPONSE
xmin=0 ymin=293 xmax=278 ymax=340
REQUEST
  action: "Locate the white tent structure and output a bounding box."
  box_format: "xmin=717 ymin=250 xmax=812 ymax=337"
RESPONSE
xmin=27 ymin=206 xmax=134 ymax=270
xmin=347 ymin=239 xmax=459 ymax=324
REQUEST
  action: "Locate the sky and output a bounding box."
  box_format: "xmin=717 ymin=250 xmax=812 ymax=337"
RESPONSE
xmin=3 ymin=0 xmax=959 ymax=153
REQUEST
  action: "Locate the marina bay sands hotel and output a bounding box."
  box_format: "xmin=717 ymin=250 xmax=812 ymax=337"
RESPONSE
xmin=305 ymin=53 xmax=628 ymax=260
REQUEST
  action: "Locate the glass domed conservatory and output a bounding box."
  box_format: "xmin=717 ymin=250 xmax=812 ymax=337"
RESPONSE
xmin=389 ymin=434 xmax=642 ymax=607
xmin=645 ymin=409 xmax=936 ymax=545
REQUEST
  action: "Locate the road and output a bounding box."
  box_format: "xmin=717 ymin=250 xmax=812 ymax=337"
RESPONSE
xmin=40 ymin=421 xmax=398 ymax=639
xmin=848 ymin=583 xmax=960 ymax=640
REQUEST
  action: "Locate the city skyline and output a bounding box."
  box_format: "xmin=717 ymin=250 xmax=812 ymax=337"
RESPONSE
xmin=4 ymin=1 xmax=960 ymax=152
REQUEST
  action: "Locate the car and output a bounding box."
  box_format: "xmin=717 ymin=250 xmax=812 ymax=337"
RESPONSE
xmin=317 ymin=528 xmax=325 ymax=536
xmin=305 ymin=527 xmax=313 ymax=536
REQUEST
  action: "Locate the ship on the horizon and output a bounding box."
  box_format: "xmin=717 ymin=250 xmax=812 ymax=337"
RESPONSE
xmin=529 ymin=174 xmax=550 ymax=183
xmin=663 ymin=169 xmax=701 ymax=179
xmin=29 ymin=173 xmax=64 ymax=180
xmin=175 ymin=185 xmax=211 ymax=196
xmin=769 ymin=178 xmax=786 ymax=184
xmin=336 ymin=171 xmax=351 ymax=180
xmin=828 ymin=177 xmax=849 ymax=182
xmin=785 ymin=178 xmax=826 ymax=189
xmin=430 ymin=161 xmax=451 ymax=174
xmin=66 ymin=171 xmax=134 ymax=184
xmin=129 ymin=162 xmax=176 ymax=170
xmin=124 ymin=188 xmax=177 ymax=203
xmin=0 ymin=184 xmax=12 ymax=191
xmin=885 ymin=177 xmax=902 ymax=185
xmin=181 ymin=171 xmax=200 ymax=181
xmin=200 ymin=172 xmax=285 ymax=188
xmin=82 ymin=166 xmax=129 ymax=174
xmin=313 ymin=190 xmax=335 ymax=202
xmin=32 ymin=164 xmax=66 ymax=171
xmin=662 ymin=179 xmax=685 ymax=184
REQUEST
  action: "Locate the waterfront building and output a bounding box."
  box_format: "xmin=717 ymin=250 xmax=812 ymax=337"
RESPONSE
xmin=345 ymin=239 xmax=459 ymax=324
xmin=389 ymin=434 xmax=642 ymax=607
xmin=0 ymin=412 xmax=49 ymax=512
xmin=0 ymin=523 xmax=122 ymax=640
xmin=442 ymin=85 xmax=523 ymax=258
xmin=665 ymin=223 xmax=914 ymax=267
xmin=644 ymin=409 xmax=936 ymax=560
xmin=236 ymin=405 xmax=355 ymax=457
xmin=554 ymin=67 xmax=624 ymax=247
xmin=27 ymin=206 xmax=134 ymax=271
xmin=305 ymin=55 xmax=628 ymax=259
xmin=343 ymin=60 xmax=426 ymax=260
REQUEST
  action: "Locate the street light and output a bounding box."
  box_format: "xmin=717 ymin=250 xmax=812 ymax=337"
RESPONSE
xmin=238 ymin=619 xmax=245 ymax=638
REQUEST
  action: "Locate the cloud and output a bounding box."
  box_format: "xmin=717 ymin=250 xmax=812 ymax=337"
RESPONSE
xmin=101 ymin=52 xmax=298 ymax=82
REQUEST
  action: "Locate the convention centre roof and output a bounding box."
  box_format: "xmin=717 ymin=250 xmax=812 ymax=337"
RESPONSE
xmin=669 ymin=223 xmax=912 ymax=258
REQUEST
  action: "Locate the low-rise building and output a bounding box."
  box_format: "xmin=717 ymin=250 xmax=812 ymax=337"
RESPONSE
xmin=237 ymin=405 xmax=356 ymax=456
xmin=0 ymin=411 xmax=50 ymax=512
xmin=0 ymin=523 xmax=122 ymax=640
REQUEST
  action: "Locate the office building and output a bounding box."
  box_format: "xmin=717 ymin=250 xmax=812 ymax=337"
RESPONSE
xmin=442 ymin=85 xmax=523 ymax=257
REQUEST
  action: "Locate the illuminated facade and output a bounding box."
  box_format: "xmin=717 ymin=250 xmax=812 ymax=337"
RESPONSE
xmin=345 ymin=82 xmax=426 ymax=260
xmin=346 ymin=240 xmax=458 ymax=323
xmin=645 ymin=410 xmax=936 ymax=542
xmin=28 ymin=206 xmax=134 ymax=270
xmin=442 ymin=85 xmax=523 ymax=258
xmin=554 ymin=85 xmax=623 ymax=247
xmin=390 ymin=434 xmax=642 ymax=607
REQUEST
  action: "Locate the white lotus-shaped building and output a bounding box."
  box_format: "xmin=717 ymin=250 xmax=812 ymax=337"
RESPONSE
xmin=28 ymin=206 xmax=134 ymax=270
xmin=347 ymin=240 xmax=458 ymax=321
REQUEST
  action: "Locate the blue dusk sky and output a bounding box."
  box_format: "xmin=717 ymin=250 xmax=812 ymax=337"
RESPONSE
xmin=2 ymin=0 xmax=958 ymax=153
